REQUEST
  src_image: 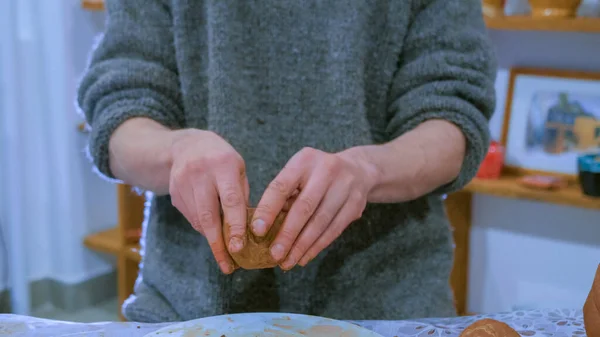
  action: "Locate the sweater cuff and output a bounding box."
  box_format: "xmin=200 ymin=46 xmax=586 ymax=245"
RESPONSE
xmin=391 ymin=110 xmax=490 ymax=196
xmin=88 ymin=98 xmax=183 ymax=180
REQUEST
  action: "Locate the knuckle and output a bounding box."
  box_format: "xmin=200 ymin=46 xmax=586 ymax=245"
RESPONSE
xmin=223 ymin=192 xmax=242 ymax=207
xmin=221 ymin=185 xmax=242 ymax=207
xmin=189 ymin=215 xmax=202 ymax=232
xmin=278 ymin=228 xmax=298 ymax=243
xmin=268 ymin=179 xmax=289 ymax=196
xmin=183 ymin=157 xmax=209 ymax=173
xmin=351 ymin=190 xmax=365 ymax=203
xmin=312 ymin=211 xmax=333 ymax=228
xmin=296 ymin=196 xmax=315 ymax=217
xmin=225 ymin=217 xmax=246 ymax=234
xmin=211 ymin=152 xmax=239 ymax=167
xmin=299 ymin=147 xmax=320 ymax=160
xmin=321 ymin=156 xmax=340 ymax=174
xmin=228 ymin=223 xmax=245 ymax=234
xmin=170 ymin=167 xmax=186 ymax=186
xmin=198 ymin=210 xmax=215 ymax=227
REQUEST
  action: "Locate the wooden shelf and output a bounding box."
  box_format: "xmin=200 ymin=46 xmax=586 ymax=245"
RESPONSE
xmin=464 ymin=175 xmax=600 ymax=210
xmin=81 ymin=0 xmax=104 ymax=11
xmin=83 ymin=227 xmax=120 ymax=255
xmin=83 ymin=228 xmax=142 ymax=262
xmin=485 ymin=16 xmax=600 ymax=33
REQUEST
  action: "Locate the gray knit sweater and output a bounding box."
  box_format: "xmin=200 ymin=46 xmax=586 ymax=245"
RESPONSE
xmin=77 ymin=0 xmax=496 ymax=323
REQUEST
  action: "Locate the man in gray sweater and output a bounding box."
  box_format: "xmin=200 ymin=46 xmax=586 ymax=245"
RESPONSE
xmin=78 ymin=0 xmax=496 ymax=323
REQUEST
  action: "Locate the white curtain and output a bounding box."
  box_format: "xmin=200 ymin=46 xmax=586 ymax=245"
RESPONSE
xmin=0 ymin=0 xmax=83 ymax=315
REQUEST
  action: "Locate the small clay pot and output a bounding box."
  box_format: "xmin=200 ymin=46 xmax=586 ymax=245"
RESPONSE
xmin=223 ymin=208 xmax=287 ymax=270
xmin=459 ymin=319 xmax=520 ymax=337
xmin=528 ymin=0 xmax=582 ymax=18
xmin=584 ymin=264 xmax=600 ymax=337
xmin=482 ymin=0 xmax=505 ymax=17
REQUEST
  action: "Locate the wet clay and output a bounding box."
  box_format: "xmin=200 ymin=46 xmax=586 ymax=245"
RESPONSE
xmin=458 ymin=319 xmax=520 ymax=337
xmin=223 ymin=208 xmax=287 ymax=269
xmin=584 ymin=264 xmax=600 ymax=337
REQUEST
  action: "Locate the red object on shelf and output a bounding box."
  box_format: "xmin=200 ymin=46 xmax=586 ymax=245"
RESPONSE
xmin=125 ymin=228 xmax=142 ymax=243
xmin=476 ymin=141 xmax=505 ymax=179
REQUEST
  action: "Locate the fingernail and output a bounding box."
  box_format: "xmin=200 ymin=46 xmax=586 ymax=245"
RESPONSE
xmin=219 ymin=261 xmax=231 ymax=274
xmin=229 ymin=237 xmax=244 ymax=253
xmin=252 ymin=219 xmax=266 ymax=235
xmin=270 ymin=244 xmax=285 ymax=261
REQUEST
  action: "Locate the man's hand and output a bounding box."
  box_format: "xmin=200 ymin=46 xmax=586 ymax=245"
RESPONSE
xmin=109 ymin=119 xmax=249 ymax=274
xmin=168 ymin=129 xmax=249 ymax=274
xmin=251 ymin=147 xmax=380 ymax=270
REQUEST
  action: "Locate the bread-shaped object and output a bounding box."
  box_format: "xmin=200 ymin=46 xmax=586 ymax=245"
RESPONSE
xmin=459 ymin=319 xmax=520 ymax=337
xmin=584 ymin=264 xmax=600 ymax=337
xmin=223 ymin=208 xmax=287 ymax=269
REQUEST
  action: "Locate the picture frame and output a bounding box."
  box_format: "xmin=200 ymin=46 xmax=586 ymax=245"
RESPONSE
xmin=501 ymin=67 xmax=600 ymax=181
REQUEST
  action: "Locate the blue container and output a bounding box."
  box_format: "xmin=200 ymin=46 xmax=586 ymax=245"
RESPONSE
xmin=578 ymin=153 xmax=600 ymax=197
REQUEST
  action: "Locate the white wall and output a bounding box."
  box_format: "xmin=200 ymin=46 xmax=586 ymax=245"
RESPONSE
xmin=468 ymin=30 xmax=600 ymax=313
xmin=0 ymin=0 xmax=116 ymax=293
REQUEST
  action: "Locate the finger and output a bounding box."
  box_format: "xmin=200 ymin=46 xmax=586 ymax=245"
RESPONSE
xmin=282 ymin=189 xmax=300 ymax=212
xmin=192 ymin=177 xmax=235 ymax=274
xmin=252 ymin=167 xmax=302 ymax=237
xmin=215 ymin=169 xmax=248 ymax=254
xmin=298 ymin=194 xmax=365 ymax=267
xmin=170 ymin=168 xmax=204 ymax=236
xmin=279 ymin=183 xmax=349 ymax=270
xmin=270 ymin=170 xmax=331 ymax=263
xmin=242 ymin=171 xmax=250 ymax=206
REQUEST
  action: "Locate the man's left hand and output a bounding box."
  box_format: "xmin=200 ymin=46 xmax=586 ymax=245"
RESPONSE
xmin=251 ymin=147 xmax=379 ymax=270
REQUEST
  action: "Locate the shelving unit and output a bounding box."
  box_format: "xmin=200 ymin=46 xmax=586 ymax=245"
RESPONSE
xmin=81 ymin=0 xmax=600 ymax=320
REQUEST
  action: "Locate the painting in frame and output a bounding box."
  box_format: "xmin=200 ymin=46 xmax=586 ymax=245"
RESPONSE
xmin=501 ymin=68 xmax=600 ymax=179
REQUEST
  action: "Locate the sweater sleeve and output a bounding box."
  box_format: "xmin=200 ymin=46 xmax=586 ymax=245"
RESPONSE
xmin=76 ymin=0 xmax=185 ymax=180
xmin=386 ymin=0 xmax=497 ymax=195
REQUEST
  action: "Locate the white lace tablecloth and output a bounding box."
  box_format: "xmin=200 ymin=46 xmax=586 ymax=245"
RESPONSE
xmin=0 ymin=309 xmax=586 ymax=336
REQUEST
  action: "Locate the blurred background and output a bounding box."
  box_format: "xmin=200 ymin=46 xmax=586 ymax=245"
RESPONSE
xmin=0 ymin=0 xmax=600 ymax=323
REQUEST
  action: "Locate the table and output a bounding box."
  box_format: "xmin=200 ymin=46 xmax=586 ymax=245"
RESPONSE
xmin=0 ymin=309 xmax=586 ymax=336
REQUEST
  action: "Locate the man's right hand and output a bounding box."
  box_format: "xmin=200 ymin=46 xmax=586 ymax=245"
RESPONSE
xmin=108 ymin=118 xmax=248 ymax=274
xmin=169 ymin=129 xmax=249 ymax=274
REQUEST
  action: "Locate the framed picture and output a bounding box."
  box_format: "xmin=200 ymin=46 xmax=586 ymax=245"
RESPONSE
xmin=502 ymin=68 xmax=600 ymax=179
